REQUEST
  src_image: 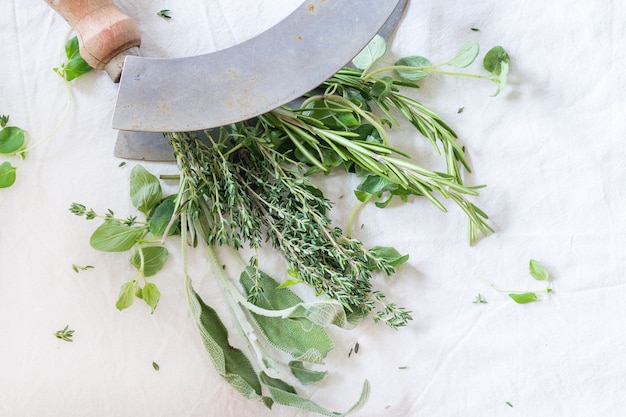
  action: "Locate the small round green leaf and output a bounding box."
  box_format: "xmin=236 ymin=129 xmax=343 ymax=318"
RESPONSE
xmin=483 ymin=46 xmax=511 ymax=75
xmin=394 ymin=56 xmax=432 ymax=81
xmin=0 ymin=162 xmax=17 ymax=188
xmin=0 ymin=126 xmax=26 ymax=154
xmin=447 ymin=41 xmax=480 ymax=68
xmin=352 ymin=34 xmax=387 ymax=70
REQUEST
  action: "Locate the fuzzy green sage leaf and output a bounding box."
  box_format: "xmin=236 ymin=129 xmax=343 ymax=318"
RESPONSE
xmin=240 ymin=266 xmax=334 ymax=364
xmin=288 ymin=361 xmax=328 ymax=385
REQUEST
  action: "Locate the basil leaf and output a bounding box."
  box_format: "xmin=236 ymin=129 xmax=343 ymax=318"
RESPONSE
xmin=90 ymin=221 xmax=146 ymax=252
xmin=142 ymin=282 xmax=161 ymax=313
xmin=116 ymin=280 xmax=137 ymax=311
xmin=148 ymin=199 xmax=178 ymax=236
xmin=131 ymin=246 xmax=169 ymax=277
xmin=56 ymin=36 xmax=92 ymax=81
xmin=447 ymin=41 xmax=480 ymax=68
xmin=352 ymin=34 xmax=386 ymax=70
xmin=394 ymin=56 xmax=432 ymax=81
xmin=130 ymin=165 xmax=162 ymax=215
xmin=0 ymin=126 xmax=26 ymax=154
xmin=529 ymin=259 xmax=549 ymax=281
xmin=0 ymin=162 xmax=17 ymax=188
xmin=509 ymin=292 xmax=538 ymax=304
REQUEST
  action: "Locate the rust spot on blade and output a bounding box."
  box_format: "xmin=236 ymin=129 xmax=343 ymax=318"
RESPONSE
xmin=306 ymin=3 xmax=316 ymax=13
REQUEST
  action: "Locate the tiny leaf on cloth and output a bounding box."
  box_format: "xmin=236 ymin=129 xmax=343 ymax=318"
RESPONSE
xmin=54 ymin=36 xmax=92 ymax=81
xmin=508 ymin=292 xmax=538 ymax=304
xmin=529 ymin=259 xmax=549 ymax=281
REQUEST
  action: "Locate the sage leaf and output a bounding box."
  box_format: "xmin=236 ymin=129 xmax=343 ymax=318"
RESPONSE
xmin=288 ymin=361 xmax=327 ymax=385
xmin=116 ymin=280 xmax=137 ymax=310
xmin=394 ymin=56 xmax=432 ymax=81
xmin=0 ymin=162 xmax=17 ymax=188
xmin=447 ymin=41 xmax=480 ymax=68
xmin=0 ymin=126 xmax=26 ymax=154
xmin=509 ymin=292 xmax=538 ymax=304
xmin=529 ymin=259 xmax=549 ymax=281
xmin=90 ymin=221 xmax=146 ymax=252
xmin=185 ymin=275 xmax=264 ymax=402
xmin=352 ymin=34 xmax=386 ymax=70
xmin=240 ymin=267 xmax=334 ymax=364
xmin=261 ymin=372 xmax=370 ymax=417
xmin=142 ymin=282 xmax=161 ymax=313
xmin=131 ymin=246 xmax=169 ymax=277
xmin=130 ymin=165 xmax=162 ymax=215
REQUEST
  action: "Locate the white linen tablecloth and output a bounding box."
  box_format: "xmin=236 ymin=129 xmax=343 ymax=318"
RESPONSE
xmin=1 ymin=1 xmax=625 ymax=416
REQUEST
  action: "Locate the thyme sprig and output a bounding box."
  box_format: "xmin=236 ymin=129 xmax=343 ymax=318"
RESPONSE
xmin=168 ymin=130 xmax=411 ymax=327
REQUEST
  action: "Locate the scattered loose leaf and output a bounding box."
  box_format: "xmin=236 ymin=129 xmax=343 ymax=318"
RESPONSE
xmin=529 ymin=259 xmax=549 ymax=281
xmin=508 ymin=292 xmax=538 ymax=304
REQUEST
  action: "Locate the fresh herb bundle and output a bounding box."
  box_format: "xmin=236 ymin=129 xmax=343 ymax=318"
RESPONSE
xmin=71 ymin=38 xmax=510 ymax=415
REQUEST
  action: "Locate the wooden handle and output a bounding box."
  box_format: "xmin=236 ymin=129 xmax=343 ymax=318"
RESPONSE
xmin=45 ymin=0 xmax=141 ymax=70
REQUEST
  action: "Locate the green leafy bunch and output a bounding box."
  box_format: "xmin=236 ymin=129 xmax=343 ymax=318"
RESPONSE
xmin=70 ymin=165 xmax=177 ymax=312
xmin=71 ymin=36 xmax=512 ymax=415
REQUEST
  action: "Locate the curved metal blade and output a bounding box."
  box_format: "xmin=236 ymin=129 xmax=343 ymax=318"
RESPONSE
xmin=112 ymin=0 xmax=401 ymax=133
